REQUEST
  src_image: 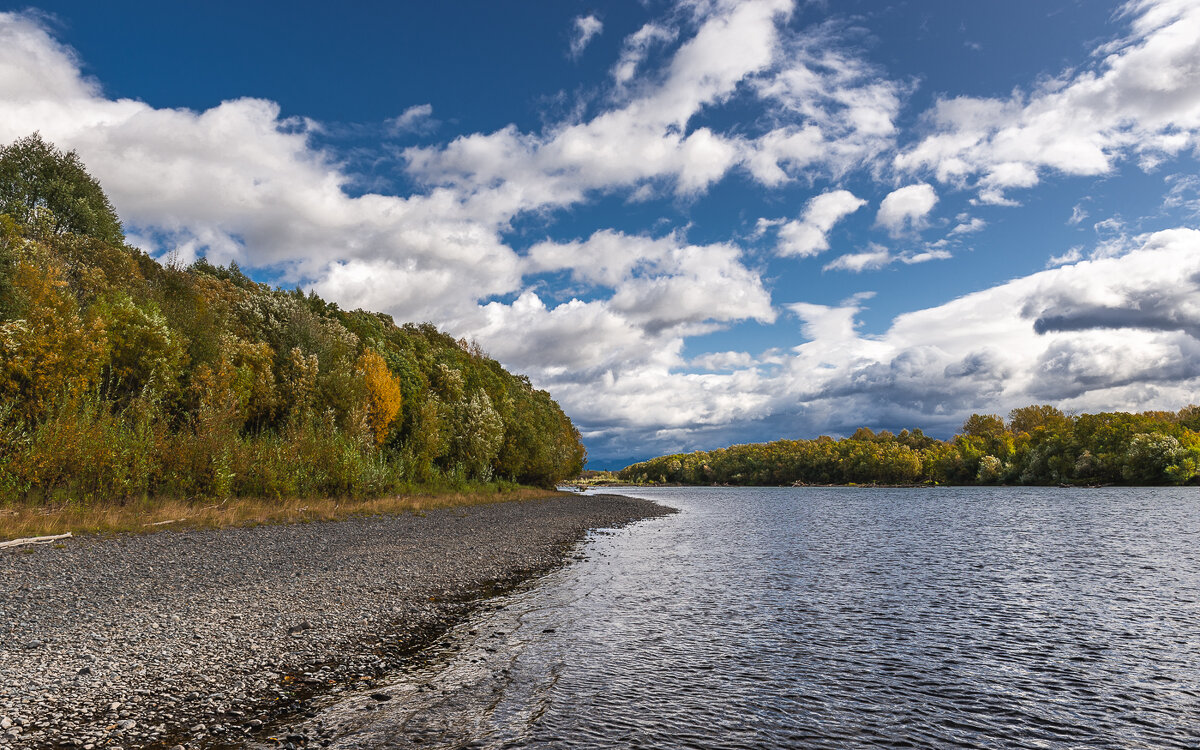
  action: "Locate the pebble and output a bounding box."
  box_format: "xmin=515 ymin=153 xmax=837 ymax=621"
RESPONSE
xmin=0 ymin=494 xmax=670 ymax=749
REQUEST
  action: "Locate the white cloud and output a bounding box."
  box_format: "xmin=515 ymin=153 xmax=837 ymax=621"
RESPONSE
xmin=821 ymin=242 xmax=952 ymax=272
xmin=406 ymin=0 xmax=792 ymax=204
xmin=0 ymin=12 xmax=534 ymax=323
xmin=1068 ymin=203 xmax=1089 ymax=225
xmin=569 ymin=15 xmax=604 ymax=59
xmin=896 ymin=0 xmax=1200 ymax=201
xmin=745 ymin=32 xmax=906 ymax=184
xmin=691 ymin=351 xmax=757 ymax=370
xmin=1047 ymin=246 xmax=1083 ymax=267
xmin=387 ymin=103 xmax=435 ymax=134
xmin=948 ymin=217 xmax=986 ymax=235
xmin=875 ymin=183 xmax=938 ymax=235
xmin=1163 ymin=173 xmax=1200 ymax=215
xmin=776 ymin=189 xmax=866 ymax=257
xmin=613 ymin=22 xmax=677 ymax=86
xmin=525 ymin=229 xmax=775 ymax=333
xmin=902 ymin=248 xmax=953 ymax=265
xmin=823 ymin=244 xmax=892 ymax=272
xmin=586 ymin=227 xmax=1200 ymax=458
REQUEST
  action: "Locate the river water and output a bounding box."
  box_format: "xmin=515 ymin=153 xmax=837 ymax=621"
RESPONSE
xmin=281 ymin=486 xmax=1200 ymax=748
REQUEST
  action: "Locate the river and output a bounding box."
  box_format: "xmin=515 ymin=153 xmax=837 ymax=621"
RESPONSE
xmin=267 ymin=486 xmax=1200 ymax=748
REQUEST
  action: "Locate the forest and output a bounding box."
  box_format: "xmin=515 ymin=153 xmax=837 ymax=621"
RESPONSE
xmin=619 ymin=405 xmax=1200 ymax=486
xmin=0 ymin=134 xmax=585 ymax=503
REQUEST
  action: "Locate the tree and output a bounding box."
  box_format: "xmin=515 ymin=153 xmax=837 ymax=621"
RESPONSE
xmin=1123 ymin=433 xmax=1187 ymax=485
xmin=961 ymin=413 xmax=1005 ymax=439
xmin=357 ymin=349 xmax=402 ymax=447
xmin=0 ymin=133 xmax=124 ymax=245
xmin=1008 ymin=404 xmax=1069 ymax=435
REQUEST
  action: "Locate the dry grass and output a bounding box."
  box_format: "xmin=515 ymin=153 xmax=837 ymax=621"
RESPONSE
xmin=0 ymin=487 xmax=567 ymax=542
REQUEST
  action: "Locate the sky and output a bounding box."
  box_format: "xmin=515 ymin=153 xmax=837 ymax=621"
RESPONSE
xmin=1 ymin=0 xmax=1199 ymax=467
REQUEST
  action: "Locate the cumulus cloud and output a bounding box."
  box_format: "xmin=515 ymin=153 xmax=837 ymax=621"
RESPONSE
xmin=569 ymin=15 xmax=604 ymax=58
xmin=405 ymin=0 xmax=792 ymax=205
xmin=525 ymin=230 xmax=775 ymax=334
xmin=0 ymin=12 xmax=532 ymax=322
xmin=875 ymin=183 xmax=938 ymax=235
xmin=745 ymin=30 xmax=906 ymax=184
xmin=561 ymin=228 xmax=1200 ymax=460
xmin=776 ymin=189 xmax=865 ymax=257
xmin=896 ymin=0 xmax=1200 ymax=201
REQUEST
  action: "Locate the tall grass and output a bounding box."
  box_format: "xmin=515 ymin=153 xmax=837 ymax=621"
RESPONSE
xmin=0 ymin=486 xmax=561 ymax=541
xmin=0 ymin=392 xmax=524 ymax=516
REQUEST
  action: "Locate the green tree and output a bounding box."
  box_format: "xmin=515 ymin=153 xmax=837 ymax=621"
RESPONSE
xmin=961 ymin=413 xmax=1005 ymax=439
xmin=1008 ymin=404 xmax=1070 ymax=435
xmin=0 ymin=133 xmax=124 ymax=245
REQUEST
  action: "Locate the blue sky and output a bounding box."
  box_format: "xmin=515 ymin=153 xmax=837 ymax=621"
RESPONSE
xmin=3 ymin=0 xmax=1200 ymax=466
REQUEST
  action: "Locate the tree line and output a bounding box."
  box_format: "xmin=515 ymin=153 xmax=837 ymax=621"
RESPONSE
xmin=619 ymin=404 xmax=1200 ymax=486
xmin=0 ymin=134 xmax=585 ymax=502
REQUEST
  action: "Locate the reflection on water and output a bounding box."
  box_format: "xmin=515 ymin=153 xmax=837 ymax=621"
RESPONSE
xmin=269 ymin=487 xmax=1200 ymax=749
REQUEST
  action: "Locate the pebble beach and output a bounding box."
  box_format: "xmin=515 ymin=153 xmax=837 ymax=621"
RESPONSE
xmin=0 ymin=493 xmax=671 ymax=750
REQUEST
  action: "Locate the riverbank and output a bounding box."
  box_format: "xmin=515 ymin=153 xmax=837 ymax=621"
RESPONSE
xmin=0 ymin=493 xmax=672 ymax=750
xmin=0 ymin=487 xmax=564 ymax=542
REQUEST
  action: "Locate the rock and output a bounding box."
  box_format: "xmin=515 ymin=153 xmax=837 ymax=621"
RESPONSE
xmin=0 ymin=717 xmax=11 ymax=729
xmin=368 ymin=693 xmax=391 ymax=702
xmin=287 ymin=622 xmax=313 ymax=635
xmin=116 ymin=719 xmax=136 ymax=730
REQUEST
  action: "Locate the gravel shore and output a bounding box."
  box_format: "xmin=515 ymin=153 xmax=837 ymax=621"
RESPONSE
xmin=0 ymin=493 xmax=671 ymax=750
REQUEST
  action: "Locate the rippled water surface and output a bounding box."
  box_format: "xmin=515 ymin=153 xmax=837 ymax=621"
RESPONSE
xmin=293 ymin=487 xmax=1200 ymax=748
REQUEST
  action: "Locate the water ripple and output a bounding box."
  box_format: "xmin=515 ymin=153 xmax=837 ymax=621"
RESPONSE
xmin=274 ymin=487 xmax=1200 ymax=749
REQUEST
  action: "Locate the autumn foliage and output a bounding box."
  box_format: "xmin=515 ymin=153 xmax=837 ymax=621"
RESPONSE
xmin=0 ymin=136 xmax=585 ymax=503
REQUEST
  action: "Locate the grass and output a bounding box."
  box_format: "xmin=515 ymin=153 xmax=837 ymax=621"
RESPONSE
xmin=0 ymin=487 xmax=567 ymax=542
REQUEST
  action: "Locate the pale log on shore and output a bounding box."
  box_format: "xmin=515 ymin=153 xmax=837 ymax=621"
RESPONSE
xmin=0 ymin=532 xmax=72 ymax=549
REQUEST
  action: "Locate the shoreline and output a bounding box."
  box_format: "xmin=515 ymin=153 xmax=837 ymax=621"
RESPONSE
xmin=0 ymin=493 xmax=673 ymax=750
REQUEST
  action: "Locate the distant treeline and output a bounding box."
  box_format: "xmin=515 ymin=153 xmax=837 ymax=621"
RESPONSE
xmin=619 ymin=405 xmax=1200 ymax=486
xmin=0 ymin=134 xmax=585 ymax=502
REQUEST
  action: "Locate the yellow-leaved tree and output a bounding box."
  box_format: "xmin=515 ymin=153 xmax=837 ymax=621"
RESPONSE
xmin=0 ymin=258 xmax=106 ymax=421
xmin=357 ymin=350 xmax=402 ymax=447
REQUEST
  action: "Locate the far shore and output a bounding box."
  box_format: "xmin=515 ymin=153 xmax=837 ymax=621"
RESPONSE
xmin=0 ymin=492 xmax=673 ymax=750
xmin=565 ymin=480 xmax=1120 ymax=490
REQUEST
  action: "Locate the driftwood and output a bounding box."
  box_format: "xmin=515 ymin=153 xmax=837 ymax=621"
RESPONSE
xmin=143 ymin=519 xmax=183 ymax=527
xmin=0 ymin=532 xmax=73 ymax=549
